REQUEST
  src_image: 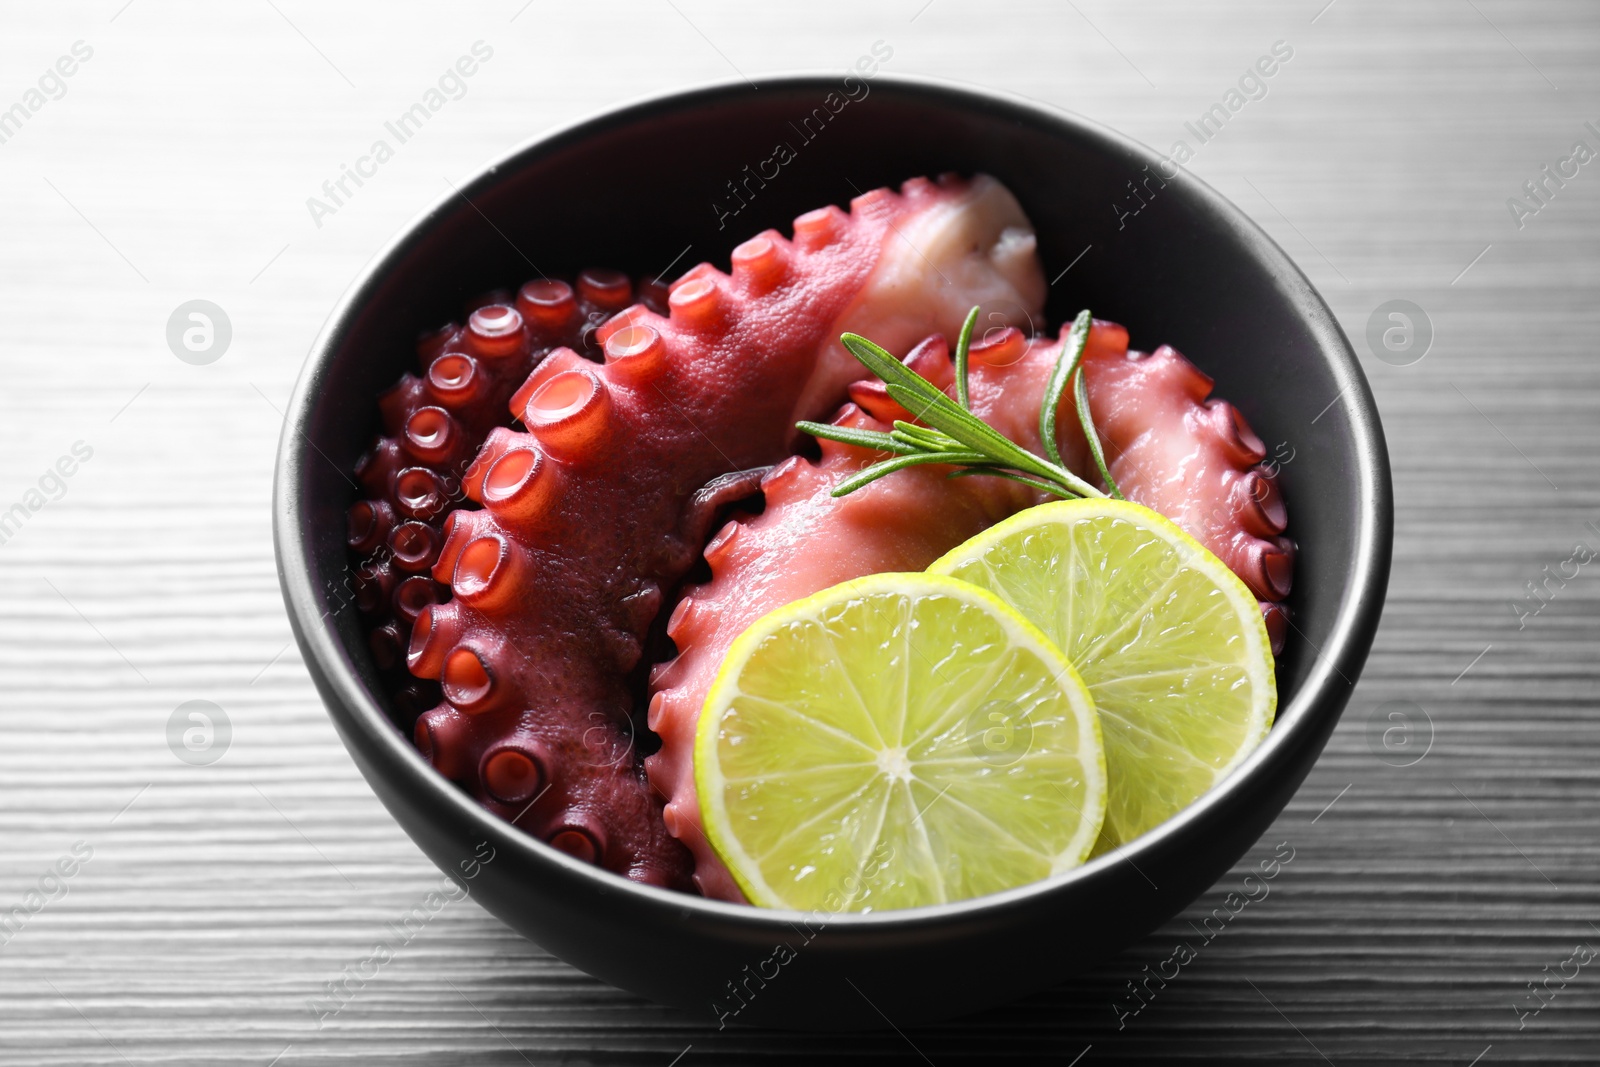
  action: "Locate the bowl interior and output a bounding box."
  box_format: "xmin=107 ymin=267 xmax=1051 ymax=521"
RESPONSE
xmin=278 ymin=74 xmax=1388 ymax=1022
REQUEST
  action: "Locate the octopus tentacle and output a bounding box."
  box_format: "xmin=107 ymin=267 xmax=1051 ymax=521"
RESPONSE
xmin=405 ymin=175 xmax=1048 ymax=887
xmin=347 ymin=274 xmax=654 ymax=729
xmin=647 ymin=323 xmax=1295 ymax=900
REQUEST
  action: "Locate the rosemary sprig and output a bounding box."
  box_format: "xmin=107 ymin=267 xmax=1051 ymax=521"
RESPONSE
xmin=800 ymin=305 xmax=1124 ymax=501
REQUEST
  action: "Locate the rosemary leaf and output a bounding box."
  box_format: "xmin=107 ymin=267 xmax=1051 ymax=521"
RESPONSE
xmin=890 ymin=421 xmax=964 ymax=452
xmin=841 ymin=334 xmax=948 ymax=410
xmin=1073 ymin=361 xmax=1124 ymax=499
xmin=831 ymin=450 xmax=991 ymax=498
xmin=954 ymin=305 xmax=980 ymax=409
xmin=1040 ymin=309 xmax=1092 ymax=468
xmin=795 ymin=421 xmax=919 ymax=455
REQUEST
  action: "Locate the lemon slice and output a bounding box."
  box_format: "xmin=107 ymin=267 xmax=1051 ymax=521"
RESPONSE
xmin=695 ymin=573 xmax=1106 ymax=912
xmin=930 ymin=499 xmax=1275 ymax=853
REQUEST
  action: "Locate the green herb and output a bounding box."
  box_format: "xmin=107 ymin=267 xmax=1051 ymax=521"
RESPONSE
xmin=953 ymin=305 xmax=979 ymax=410
xmin=1040 ymin=310 xmax=1123 ymax=500
xmin=797 ymin=305 xmax=1124 ymax=500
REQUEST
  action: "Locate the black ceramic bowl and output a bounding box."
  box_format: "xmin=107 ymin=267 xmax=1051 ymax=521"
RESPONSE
xmin=273 ymin=74 xmax=1391 ymax=1030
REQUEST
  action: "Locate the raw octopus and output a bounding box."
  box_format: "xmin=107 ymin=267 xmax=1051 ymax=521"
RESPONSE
xmin=396 ymin=175 xmax=1048 ymax=887
xmin=647 ymin=324 xmax=1295 ymax=900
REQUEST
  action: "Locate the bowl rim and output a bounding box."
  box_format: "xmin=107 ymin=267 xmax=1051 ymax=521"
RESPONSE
xmin=273 ymin=70 xmax=1392 ymax=934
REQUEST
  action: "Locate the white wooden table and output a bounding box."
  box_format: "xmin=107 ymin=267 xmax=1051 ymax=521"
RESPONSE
xmin=3 ymin=1 xmax=1597 ymax=1062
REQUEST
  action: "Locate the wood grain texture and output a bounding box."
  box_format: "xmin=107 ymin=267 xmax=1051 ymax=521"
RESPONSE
xmin=1 ymin=0 xmax=1597 ymax=1063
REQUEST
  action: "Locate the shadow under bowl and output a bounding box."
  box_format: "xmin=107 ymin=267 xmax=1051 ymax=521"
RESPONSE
xmin=273 ymin=73 xmax=1392 ymax=1031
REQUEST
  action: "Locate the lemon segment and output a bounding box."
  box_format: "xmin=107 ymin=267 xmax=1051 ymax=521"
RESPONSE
xmin=695 ymin=573 xmax=1107 ymax=912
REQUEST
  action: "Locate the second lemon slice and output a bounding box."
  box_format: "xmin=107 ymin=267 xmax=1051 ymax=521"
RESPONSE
xmin=930 ymin=499 xmax=1275 ymax=853
xmin=695 ymin=572 xmax=1106 ymax=912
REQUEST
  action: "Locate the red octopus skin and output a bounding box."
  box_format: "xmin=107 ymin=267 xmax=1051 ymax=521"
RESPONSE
xmin=405 ymin=175 xmax=1049 ymax=887
xmin=349 ymin=270 xmax=664 ymax=722
xmin=647 ymin=323 xmax=1295 ymax=901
